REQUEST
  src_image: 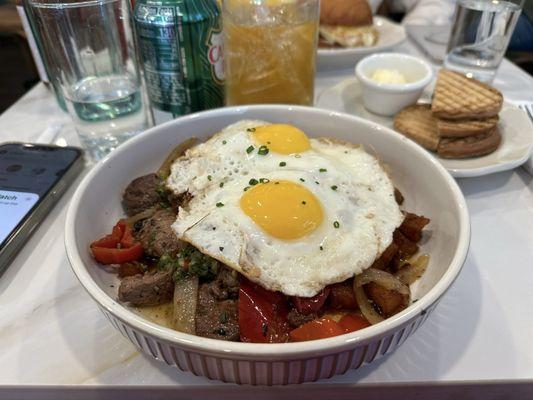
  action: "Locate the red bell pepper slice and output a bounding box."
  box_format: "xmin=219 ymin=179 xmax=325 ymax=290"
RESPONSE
xmin=238 ymin=279 xmax=290 ymax=343
xmin=338 ymin=313 xmax=370 ymax=333
xmin=120 ymin=222 xmax=138 ymax=248
xmin=289 ymin=317 xmax=345 ymax=342
xmin=90 ymin=220 xmax=143 ymax=265
xmin=292 ymin=287 xmax=330 ymax=315
xmin=91 ymin=244 xmax=143 ymax=265
xmin=90 ymin=221 xmax=124 ymax=249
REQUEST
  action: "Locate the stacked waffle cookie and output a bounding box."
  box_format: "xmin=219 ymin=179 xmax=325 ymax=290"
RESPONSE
xmin=394 ymin=69 xmax=503 ymax=159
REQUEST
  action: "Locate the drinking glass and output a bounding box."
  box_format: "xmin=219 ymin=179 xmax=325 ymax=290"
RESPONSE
xmin=222 ymin=0 xmax=319 ymax=106
xmin=444 ymin=0 xmax=524 ymax=83
xmin=27 ymin=0 xmax=152 ymax=161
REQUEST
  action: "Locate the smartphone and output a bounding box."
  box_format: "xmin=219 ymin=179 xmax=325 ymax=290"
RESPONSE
xmin=0 ymin=143 xmax=84 ymax=272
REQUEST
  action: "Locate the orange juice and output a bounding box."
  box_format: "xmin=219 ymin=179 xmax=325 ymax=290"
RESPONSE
xmin=223 ymin=2 xmax=318 ymax=106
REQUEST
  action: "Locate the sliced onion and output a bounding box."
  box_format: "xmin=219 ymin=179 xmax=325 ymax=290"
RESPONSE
xmin=172 ymin=275 xmax=198 ymax=334
xmin=353 ymin=284 xmax=384 ymax=325
xmin=158 ymin=137 xmax=197 ymax=179
xmin=125 ymin=207 xmax=157 ymax=226
xmin=353 ymin=268 xmax=410 ymax=325
xmin=395 ymin=254 xmax=430 ymax=285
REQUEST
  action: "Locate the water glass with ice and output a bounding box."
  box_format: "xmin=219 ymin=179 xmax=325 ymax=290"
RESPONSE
xmin=27 ymin=0 xmax=152 ymax=161
xmin=444 ymin=0 xmax=524 ymax=83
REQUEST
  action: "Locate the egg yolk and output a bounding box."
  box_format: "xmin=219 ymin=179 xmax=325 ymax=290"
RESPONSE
xmin=240 ymin=180 xmax=323 ymax=240
xmin=252 ymin=124 xmax=311 ymax=154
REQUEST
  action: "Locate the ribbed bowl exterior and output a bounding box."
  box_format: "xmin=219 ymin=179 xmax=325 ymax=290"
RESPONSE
xmin=99 ymin=303 xmax=436 ymax=385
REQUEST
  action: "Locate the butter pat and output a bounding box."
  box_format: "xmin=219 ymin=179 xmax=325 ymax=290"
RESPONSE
xmin=370 ymin=69 xmax=407 ymax=84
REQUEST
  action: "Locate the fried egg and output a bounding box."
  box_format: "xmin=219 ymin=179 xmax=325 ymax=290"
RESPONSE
xmin=166 ymin=120 xmax=403 ymax=297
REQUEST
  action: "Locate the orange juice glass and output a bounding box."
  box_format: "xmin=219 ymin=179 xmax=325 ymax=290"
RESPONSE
xmin=222 ymin=0 xmax=319 ymax=106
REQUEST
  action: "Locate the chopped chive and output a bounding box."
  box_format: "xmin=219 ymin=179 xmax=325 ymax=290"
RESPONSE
xmin=212 ymin=227 xmax=216 ymax=230
xmin=259 ymin=178 xmax=270 ymax=183
xmin=244 ymin=186 xmax=250 ymax=191
xmin=299 ymin=178 xmax=305 ymax=182
xmin=301 ymin=201 xmax=307 ymax=205
xmin=320 ymin=246 xmax=323 ymax=251
xmin=274 ymin=181 xmax=280 ymax=185
xmin=333 ymin=221 xmax=340 ymax=228
xmin=258 ymin=145 xmax=269 ymax=155
xmin=249 ymin=178 xmax=259 ymax=186
xmin=319 ymin=168 xmax=327 ymax=173
xmin=315 ymin=181 xmax=320 ymax=185
xmin=247 ymin=127 xmax=256 ymax=132
xmin=219 ymin=246 xmax=224 ymax=251
xmin=207 ymin=175 xmax=212 ymax=181
xmin=279 ymin=161 xmax=287 ymax=167
xmin=222 ymin=140 xmax=227 ymax=145
xmin=331 ymin=185 xmax=338 ymax=191
xmin=216 ymin=202 xmax=224 ymax=207
xmin=219 ymin=182 xmax=224 ymax=188
xmin=246 ymin=145 xmax=254 ymax=154
xmin=267 ymin=141 xmax=271 ymax=144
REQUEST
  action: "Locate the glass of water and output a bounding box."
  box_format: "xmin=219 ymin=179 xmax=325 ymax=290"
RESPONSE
xmin=27 ymin=0 xmax=152 ymax=161
xmin=444 ymin=0 xmax=524 ymax=83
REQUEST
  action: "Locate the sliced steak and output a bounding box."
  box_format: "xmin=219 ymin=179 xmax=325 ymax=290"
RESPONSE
xmin=209 ymin=267 xmax=239 ymax=300
xmin=135 ymin=209 xmax=183 ymax=258
xmin=118 ymin=270 xmax=173 ymax=306
xmin=122 ymin=173 xmax=161 ymax=216
xmin=196 ymin=288 xmax=239 ymax=341
xmin=195 ymin=267 xmax=240 ymax=341
xmin=287 ymin=309 xmax=317 ymax=328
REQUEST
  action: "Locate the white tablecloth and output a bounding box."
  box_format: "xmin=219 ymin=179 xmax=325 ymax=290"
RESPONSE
xmin=0 ymin=41 xmax=533 ymax=400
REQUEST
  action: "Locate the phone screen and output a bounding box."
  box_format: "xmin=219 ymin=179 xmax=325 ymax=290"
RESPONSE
xmin=0 ymin=143 xmax=81 ymax=248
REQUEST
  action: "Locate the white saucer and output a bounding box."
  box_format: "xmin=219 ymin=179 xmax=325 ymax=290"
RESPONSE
xmin=316 ymin=77 xmax=533 ymax=178
xmin=317 ymin=17 xmax=407 ymax=71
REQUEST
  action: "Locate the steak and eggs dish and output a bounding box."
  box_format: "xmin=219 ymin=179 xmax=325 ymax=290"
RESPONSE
xmin=90 ymin=121 xmax=430 ymax=343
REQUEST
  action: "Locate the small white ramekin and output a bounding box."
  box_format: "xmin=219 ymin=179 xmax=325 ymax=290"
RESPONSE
xmin=355 ymin=53 xmax=433 ymax=117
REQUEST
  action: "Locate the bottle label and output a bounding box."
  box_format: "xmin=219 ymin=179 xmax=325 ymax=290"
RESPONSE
xmin=207 ymin=30 xmax=225 ymax=84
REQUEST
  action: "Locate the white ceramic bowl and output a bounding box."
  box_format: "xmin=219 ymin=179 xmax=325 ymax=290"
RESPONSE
xmin=65 ymin=105 xmax=470 ymax=385
xmin=355 ymin=53 xmax=433 ymax=117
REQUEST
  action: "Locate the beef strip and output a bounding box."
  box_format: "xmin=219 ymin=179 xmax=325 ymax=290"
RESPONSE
xmin=393 ymin=230 xmax=419 ymax=259
xmin=287 ymin=309 xmax=317 ymax=328
xmin=135 ymin=209 xmax=184 ymax=258
xmin=195 ymin=267 xmax=240 ymax=341
xmin=118 ymin=269 xmax=174 ymax=306
xmin=365 ymin=282 xmax=408 ymax=318
xmin=394 ymin=188 xmax=404 ymax=205
xmin=399 ymin=212 xmax=430 ymax=242
xmin=122 ymin=173 xmax=161 ymax=216
xmin=328 ymin=280 xmax=358 ymax=310
xmin=371 ymin=242 xmax=399 ymax=271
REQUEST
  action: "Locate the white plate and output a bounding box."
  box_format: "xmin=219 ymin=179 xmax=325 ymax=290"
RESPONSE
xmin=316 ymin=77 xmax=533 ymax=178
xmin=317 ymin=17 xmax=407 ymax=71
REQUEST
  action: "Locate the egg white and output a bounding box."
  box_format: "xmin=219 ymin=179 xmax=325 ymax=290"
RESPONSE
xmin=166 ymin=120 xmax=404 ymax=297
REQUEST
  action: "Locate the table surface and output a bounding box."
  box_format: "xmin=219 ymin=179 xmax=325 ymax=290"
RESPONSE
xmin=1 ymin=40 xmax=533 ymax=399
